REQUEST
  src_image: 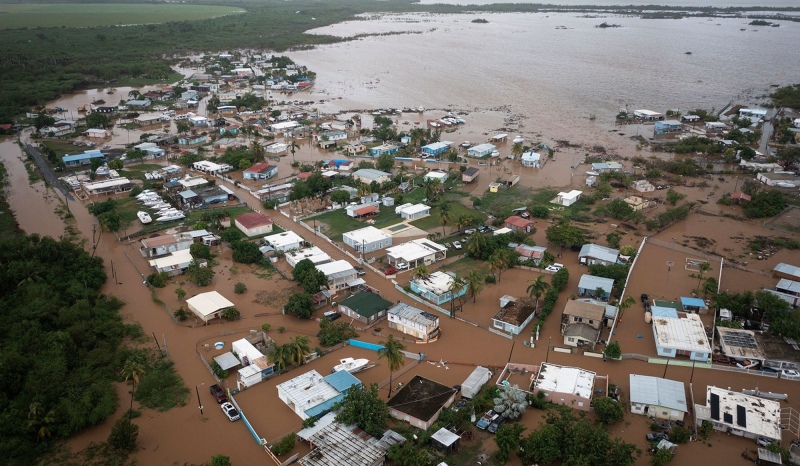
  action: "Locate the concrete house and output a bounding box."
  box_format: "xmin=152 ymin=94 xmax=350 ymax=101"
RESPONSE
xmin=579 ymin=244 xmax=620 ymax=266
xmin=285 ymin=247 xmax=331 ymax=269
xmin=387 ymin=302 xmax=441 ymax=342
xmin=410 ymin=271 xmax=466 ymax=305
xmin=277 ymin=370 xmax=361 ymax=420
xmin=462 ymin=167 xmax=480 ymax=183
xmin=62 ymin=150 xmax=105 ymax=167
xmin=235 ymin=212 xmax=273 ymax=237
xmin=515 ymin=244 xmax=547 ymax=265
xmin=367 ymin=144 xmax=399 ymax=157
xmin=467 ymin=143 xmax=496 ymax=158
xmin=337 ymin=291 xmax=393 ymax=325
xmin=139 ymin=232 xmax=194 ymax=258
xmin=577 ymin=274 xmax=614 ymax=301
xmin=504 ymin=215 xmax=534 ymax=233
xmin=352 ymin=168 xmax=391 ymax=185
xmin=520 ymin=151 xmax=542 ymax=168
xmin=316 ymin=260 xmax=358 ymax=292
xmin=561 ymin=300 xmax=605 ymax=348
xmin=423 ymin=170 xmax=448 ymax=183
xmin=345 ymin=142 xmax=366 ymax=155
xmin=263 ymin=230 xmax=304 ymax=252
xmin=694 ymin=386 xmax=782 ymax=443
xmin=343 ymin=226 xmax=393 ymax=253
xmin=493 ymin=296 xmax=537 ymax=335
xmin=651 ymin=306 xmax=711 ymax=362
xmin=148 ymin=249 xmax=195 ymax=276
xmin=554 ymin=190 xmax=582 ymax=206
xmin=629 ymin=374 xmax=687 ymax=422
xmin=591 ymin=162 xmax=623 ymax=173
xmin=243 ymin=163 xmax=278 ymax=181
xmin=186 ymin=291 xmax=235 ymax=323
xmin=532 ymin=363 xmax=599 ymax=411
xmin=396 ymin=203 xmax=431 ymax=221
xmin=421 ymin=141 xmax=453 ymax=157
xmin=631 ymin=179 xmax=655 ymax=192
xmin=654 ymin=120 xmax=683 ymax=135
xmin=386 ymin=239 xmax=447 ymax=269
xmin=387 ymin=376 xmax=456 ymax=430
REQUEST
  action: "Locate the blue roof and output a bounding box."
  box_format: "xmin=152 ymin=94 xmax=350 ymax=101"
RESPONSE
xmin=651 ymin=306 xmax=679 ymax=318
xmin=680 ymin=297 xmax=706 ymax=308
xmin=62 ymin=151 xmax=105 ymax=163
xmin=324 ymin=370 xmax=361 ymax=392
xmin=304 ymin=394 xmax=345 ymax=418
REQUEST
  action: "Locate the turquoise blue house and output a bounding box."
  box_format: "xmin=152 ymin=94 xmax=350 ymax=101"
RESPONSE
xmin=62 ymin=150 xmax=105 ymax=167
xmin=368 ymin=143 xmax=399 ymax=157
xmin=410 ymin=271 xmax=466 ymax=305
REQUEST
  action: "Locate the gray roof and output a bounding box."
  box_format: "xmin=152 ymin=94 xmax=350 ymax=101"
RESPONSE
xmin=579 ymin=243 xmax=619 ymax=263
xmin=578 ymin=274 xmax=614 ymax=293
xmin=629 ymin=374 xmax=688 ymax=412
xmin=774 ymin=263 xmax=800 ymax=279
xmin=353 ymin=168 xmax=391 ymax=181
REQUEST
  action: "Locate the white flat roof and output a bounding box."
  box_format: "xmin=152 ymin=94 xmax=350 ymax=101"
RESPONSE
xmin=148 ymin=249 xmax=193 ymax=269
xmin=277 ymin=370 xmax=339 ymax=409
xmin=399 ymin=203 xmax=430 ymax=215
xmin=699 ymin=386 xmax=782 ymax=440
xmin=186 ymin=291 xmax=234 ymax=318
xmin=83 ymin=177 xmax=131 ymax=190
xmin=194 ymin=160 xmax=222 ymax=170
xmin=178 ymin=177 xmax=209 ymax=188
xmin=653 ymin=313 xmax=711 ymax=353
xmin=316 ymin=259 xmax=355 ymax=276
xmin=425 ymin=171 xmax=448 ymax=179
xmin=635 ymin=109 xmax=662 ymax=116
xmin=343 ymin=226 xmax=391 ymax=244
xmin=286 ymin=247 xmax=331 ymax=265
xmin=536 ymin=363 xmax=595 ymax=400
xmin=412 ymin=271 xmax=455 ymax=295
xmin=265 ymin=230 xmax=304 ymax=249
xmin=387 ymin=241 xmax=437 ymax=262
xmin=558 ymin=190 xmax=583 ymax=200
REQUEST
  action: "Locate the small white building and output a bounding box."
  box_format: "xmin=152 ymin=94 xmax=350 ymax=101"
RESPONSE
xmin=554 ymin=190 xmax=582 ymax=206
xmin=230 ymin=338 xmax=275 ymax=388
xmin=386 ymin=239 xmax=447 ymax=269
xmin=629 ymin=374 xmax=687 ymax=422
xmin=148 ymin=249 xmax=195 ymax=276
xmin=757 ymin=172 xmax=799 ymax=188
xmin=263 ymin=230 xmax=304 ymax=252
xmin=694 ymin=386 xmax=782 ymax=442
xmin=520 ymin=151 xmax=542 ymax=168
xmin=633 ymin=109 xmax=664 ymax=121
xmin=423 ymin=170 xmax=448 ymax=183
xmin=343 ymin=226 xmax=393 ymax=253
xmin=467 ymin=143 xmax=496 ymax=158
xmin=316 ymin=260 xmax=358 ymax=292
xmin=651 ymin=307 xmax=711 ymax=362
xmin=186 ymin=291 xmax=235 ymax=323
xmin=631 ymin=179 xmax=655 ymax=192
xmin=396 ymin=203 xmax=430 ymax=220
xmin=285 ymin=247 xmax=331 ymax=268
xmin=192 ymin=160 xmax=226 ymax=175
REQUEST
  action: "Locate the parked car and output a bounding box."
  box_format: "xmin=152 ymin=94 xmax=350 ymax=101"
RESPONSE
xmin=385 ymin=266 xmax=398 ymax=275
xmin=641 ymin=293 xmax=649 ymax=304
xmin=757 ymin=436 xmax=775 ymax=447
xmin=646 ymin=433 xmax=668 ymax=442
xmin=444 ymin=242 xmax=452 ymax=249
xmin=210 ymin=384 xmax=227 ymax=404
xmin=221 ymin=402 xmax=240 ymax=422
xmin=545 ymin=263 xmax=564 ymax=273
xmin=487 ymin=416 xmax=507 ymax=434
xmin=781 ymin=369 xmax=800 ymax=380
xmin=396 ymin=262 xmax=410 ymax=270
xmin=453 ymin=241 xmax=462 ymax=250
xmin=712 ymin=354 xmax=732 ymax=364
xmin=355 ymin=267 xmax=366 ymax=276
xmin=324 ymin=311 xmax=342 ymax=322
xmin=464 ymin=228 xmax=476 ymax=235
xmin=477 ymin=225 xmax=488 ymax=233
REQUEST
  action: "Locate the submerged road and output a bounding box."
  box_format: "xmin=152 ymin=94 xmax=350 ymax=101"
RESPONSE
xmin=21 ymin=130 xmax=74 ymax=201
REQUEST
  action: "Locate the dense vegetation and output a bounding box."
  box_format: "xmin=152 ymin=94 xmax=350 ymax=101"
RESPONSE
xmin=770 ymin=83 xmax=800 ymax=109
xmin=0 ymin=234 xmax=133 ymax=465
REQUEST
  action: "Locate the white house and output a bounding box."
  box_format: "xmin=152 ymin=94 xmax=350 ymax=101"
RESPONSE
xmin=579 ymin=244 xmax=620 ymax=266
xmin=631 ymin=179 xmax=655 ymax=192
xmin=186 ymin=291 xmax=235 ymax=324
xmin=651 ymin=306 xmax=711 ymax=362
xmin=520 ymin=151 xmax=542 ymax=168
xmin=410 ymin=271 xmax=466 ymax=305
xmin=285 ymin=247 xmax=331 ymax=268
xmin=423 ymin=170 xmax=448 ymax=183
xmin=263 ymin=230 xmax=304 ymax=252
xmin=694 ymin=386 xmax=782 ymax=442
xmin=277 ymin=370 xmax=362 ymax=420
xmin=554 ymin=190 xmax=582 ymax=206
xmin=591 ymin=162 xmax=623 ymax=173
xmin=316 ymin=260 xmax=358 ymax=292
xmin=352 ymin=168 xmax=391 ymax=185
xmin=234 ymin=212 xmax=273 ymax=237
xmin=633 ymin=109 xmax=664 ymax=121
xmin=386 ymin=239 xmax=447 ymax=269
xmin=493 ymin=296 xmax=538 ymax=336
xmin=343 ymin=226 xmax=393 ymax=253
xmin=265 ymin=142 xmax=289 ymax=155
xmin=230 ymin=338 xmax=275 ymax=388
xmin=387 ymin=302 xmax=441 ymax=342
xmin=396 ymin=203 xmax=430 ymax=220
xmin=467 ymin=143 xmax=496 ymax=158
xmin=532 ymin=363 xmax=598 ymax=411
xmin=139 ymin=232 xmax=194 ymax=258
xmin=148 ymin=249 xmax=195 ymax=276
xmin=757 ymin=172 xmax=800 ymax=188
xmin=629 ymin=374 xmax=687 ymax=422
xmin=243 ymin=163 xmax=278 ymax=181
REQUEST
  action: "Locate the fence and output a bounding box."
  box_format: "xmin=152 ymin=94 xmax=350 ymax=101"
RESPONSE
xmin=608 ymin=236 xmax=648 ymax=339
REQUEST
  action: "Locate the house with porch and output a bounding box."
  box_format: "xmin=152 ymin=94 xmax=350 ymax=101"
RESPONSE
xmin=629 ymin=374 xmax=687 ymax=422
xmin=577 ymin=274 xmax=614 ymax=301
xmin=579 ymin=243 xmax=620 ymax=266
xmin=337 ymin=291 xmax=393 ymax=325
xmin=504 ymin=215 xmax=534 ymax=233
xmin=493 ymin=296 xmax=537 ymax=335
xmin=386 ymin=239 xmax=447 ymax=269
xmin=421 ymin=141 xmax=453 ymax=157
xmin=316 ymin=260 xmax=358 ymax=292
xmin=243 ymin=163 xmax=278 ymax=181
xmin=368 ymin=144 xmax=399 ymax=157
xmin=396 ymin=203 xmax=431 ymax=221
xmin=561 ymin=300 xmax=604 ymax=348
xmin=387 ymin=302 xmax=441 ymax=342
xmin=352 ymin=168 xmax=391 ymax=185
xmin=410 ymin=271 xmax=466 ymax=305
xmin=467 ymin=143 xmax=495 ymax=158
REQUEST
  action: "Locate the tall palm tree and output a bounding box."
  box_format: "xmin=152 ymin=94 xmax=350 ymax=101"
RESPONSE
xmin=289 ymin=336 xmax=312 ymax=366
xmin=448 ymin=276 xmax=466 ymax=318
xmin=466 ymin=233 xmax=487 ymax=259
xmin=251 ymin=140 xmax=264 ymax=161
xmin=511 ymin=142 xmax=524 ymax=159
xmin=378 ymin=335 xmax=407 ymax=398
xmin=454 ymin=214 xmax=474 ymax=234
xmin=289 ymin=139 xmax=300 ymax=164
xmin=398 ymin=163 xmax=409 ymax=182
xmin=488 ymin=251 xmax=506 ymax=282
xmin=268 ymin=343 xmax=293 ymax=371
xmin=412 ymin=264 xmax=430 ymax=281
xmin=464 ymin=270 xmax=485 ymax=303
xmin=120 ymin=357 xmax=146 ymax=386
xmin=438 ymin=200 xmax=452 ymax=236
xmin=526 ymin=276 xmax=551 ymax=310
xmin=422 ymin=178 xmax=441 ymax=201
xmin=697 ymin=261 xmax=711 ymax=288
xmin=27 ymin=402 xmax=56 ymax=442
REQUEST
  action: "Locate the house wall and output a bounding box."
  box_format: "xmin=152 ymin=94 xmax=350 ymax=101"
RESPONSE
xmin=630 ymin=402 xmax=685 ymax=421
xmin=327 ymin=273 xmax=357 ymax=291
xmin=534 ymin=389 xmax=591 ymax=411
xmin=240 ymin=223 xmax=273 ymax=237
xmin=339 ymin=306 xmax=370 ymax=325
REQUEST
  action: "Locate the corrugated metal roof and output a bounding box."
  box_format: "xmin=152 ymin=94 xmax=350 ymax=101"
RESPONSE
xmin=629 ymin=374 xmax=687 ymax=412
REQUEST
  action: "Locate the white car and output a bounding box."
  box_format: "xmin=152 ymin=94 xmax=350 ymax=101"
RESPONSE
xmin=453 ymin=241 xmax=462 ymax=250
xmin=545 ymin=263 xmax=564 ymax=273
xmin=781 ymin=369 xmax=800 ymax=380
xmin=396 ymin=262 xmax=410 ymax=270
xmin=221 ymin=402 xmax=240 ymax=421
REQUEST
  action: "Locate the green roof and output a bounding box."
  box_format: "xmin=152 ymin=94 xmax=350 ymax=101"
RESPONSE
xmin=339 ymin=292 xmax=393 ymax=318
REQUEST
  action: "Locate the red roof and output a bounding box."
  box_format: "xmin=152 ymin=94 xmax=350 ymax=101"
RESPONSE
xmin=731 ymin=192 xmax=751 ymax=201
xmin=245 ymin=163 xmax=274 ymax=174
xmin=297 ymin=172 xmax=314 ymax=180
xmin=235 ymin=212 xmax=272 ymax=229
xmin=354 ymin=205 xmax=379 ymax=216
xmin=504 ymin=216 xmax=534 ymax=229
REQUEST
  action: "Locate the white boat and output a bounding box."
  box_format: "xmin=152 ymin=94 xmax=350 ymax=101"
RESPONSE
xmin=156 ymin=211 xmax=185 ymax=222
xmin=143 ymin=197 xmax=164 ymax=206
xmin=156 ymin=208 xmax=180 ymax=216
xmin=137 ymin=194 xmax=159 ymax=203
xmin=136 ymin=190 xmax=155 ymax=199
xmin=461 ymin=141 xmax=471 ymax=148
xmin=150 ymin=203 xmax=170 ymax=210
xmin=137 ymin=211 xmax=152 ymax=224
xmin=512 ymin=135 xmax=524 ymax=144
xmin=332 ymin=357 xmax=369 ymax=374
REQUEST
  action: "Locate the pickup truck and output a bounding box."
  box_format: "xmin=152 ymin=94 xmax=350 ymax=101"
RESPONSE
xmin=210 ymin=384 xmax=228 ymax=404
xmin=476 ymin=411 xmax=497 ymax=430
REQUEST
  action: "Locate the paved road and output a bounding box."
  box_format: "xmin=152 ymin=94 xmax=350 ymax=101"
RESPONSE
xmin=758 ymin=107 xmax=781 ymax=155
xmin=20 ymin=130 xmax=74 ymax=200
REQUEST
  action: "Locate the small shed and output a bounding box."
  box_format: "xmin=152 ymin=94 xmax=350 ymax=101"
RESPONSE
xmin=680 ymin=296 xmax=708 ymax=315
xmin=431 ymin=427 xmax=460 ymax=454
xmin=235 ymin=212 xmax=273 ymax=237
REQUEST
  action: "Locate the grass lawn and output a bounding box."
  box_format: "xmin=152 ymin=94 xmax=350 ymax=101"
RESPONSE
xmin=41 ymin=139 xmax=82 ymax=158
xmin=314 ymin=206 xmax=404 ymax=241
xmin=0 ymin=4 xmax=244 ymax=29
xmin=410 ymin=199 xmax=487 ymax=233
xmin=440 ymin=256 xmax=489 ymax=277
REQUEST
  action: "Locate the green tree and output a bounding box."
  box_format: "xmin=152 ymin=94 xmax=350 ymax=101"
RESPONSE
xmin=666 ymin=188 xmax=686 ymax=206
xmin=288 ymin=336 xmax=312 ymax=366
xmin=176 ymin=121 xmax=190 ymax=135
xmin=376 ymin=153 xmax=395 ymax=171
xmin=593 ymin=396 xmax=624 ymax=424
xmin=268 ymin=343 xmax=293 ymax=371
xmin=422 ymin=177 xmax=441 ymax=201
xmin=668 ymin=425 xmax=690 ymax=443
xmin=330 ymin=189 xmax=350 ymax=204
xmin=186 ymin=259 xmax=214 ymax=286
xmin=494 ymin=423 xmax=525 ymax=463
xmin=488 ymin=250 xmax=507 ymax=282
xmin=466 ymin=231 xmax=487 ymax=258
xmin=605 ymin=199 xmax=634 ymax=220
xmin=387 ymin=438 xmax=430 ymax=466
xmin=696 ymin=261 xmax=711 ymax=287
xmin=526 ymin=275 xmax=551 ymax=310
xmin=776 ymin=146 xmax=800 ymax=169
xmin=604 ymin=341 xmax=621 ymax=359
xmin=210 ymin=455 xmax=232 ymax=466
xmin=335 ymin=384 xmax=390 ymax=436
xmin=438 ymin=200 xmax=452 ymax=236
xmin=377 ymin=335 xmax=406 ymax=398
xmin=519 ymin=422 xmax=562 ymax=464
xmin=606 ymin=232 xmax=621 ymax=249
xmin=464 ymin=270 xmax=485 ymax=303
xmin=546 ymin=222 xmax=587 ymax=248
xmin=318 ymin=319 xmax=358 ymax=346
xmin=411 ymin=263 xmax=430 ymax=280
xmin=85 ymin=112 xmax=111 ymax=129
xmin=651 ymin=448 xmax=674 ymax=466
xmin=231 ymin=241 xmax=262 ymax=264
xmin=284 ymin=292 xmax=315 ymax=319
xmin=551 ymin=267 xmax=570 ymax=291
xmin=27 ymin=402 xmax=56 ymax=442
xmin=744 ymin=189 xmax=786 ymax=218
xmin=270 ymin=433 xmax=296 ymax=456
xmin=448 ymin=276 xmax=466 ymax=318
xmin=189 ymin=242 xmax=212 ymax=260
xmin=108 ymin=417 xmax=138 ymax=451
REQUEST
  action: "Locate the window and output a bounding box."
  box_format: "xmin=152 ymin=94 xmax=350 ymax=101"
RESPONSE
xmin=588 ymin=320 xmax=594 ymax=325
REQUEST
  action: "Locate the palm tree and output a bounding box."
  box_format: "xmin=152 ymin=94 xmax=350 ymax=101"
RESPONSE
xmin=618 ymin=295 xmax=635 ymax=314
xmin=526 ymin=276 xmax=551 ymax=310
xmin=464 ymin=270 xmax=485 ymax=304
xmin=251 ymin=140 xmax=264 ymax=161
xmin=422 ymin=178 xmax=441 ymax=202
xmin=268 ymin=343 xmax=293 ymax=371
xmin=357 ymin=183 xmax=371 ymax=197
xmin=120 ymin=358 xmax=146 ymax=386
xmin=289 ymin=139 xmax=300 ymax=164
xmin=127 ymin=90 xmax=141 ymax=100
xmin=454 ymin=214 xmax=474 ymax=234
xmin=410 ymin=127 xmax=425 ymax=148
xmin=27 ymin=402 xmax=56 ymax=442
xmin=448 ymin=276 xmax=466 ymax=318
xmin=289 ymin=336 xmax=312 ymax=366
xmin=438 ymin=200 xmax=452 ymax=236
xmin=511 ymin=142 xmax=524 ymax=159
xmin=466 ymin=233 xmax=487 ymax=259
xmin=412 ymin=264 xmax=430 ymax=280
xmin=697 ymin=261 xmax=711 ymax=288
xmin=488 ymin=251 xmax=506 ymax=282
xmin=377 ymin=335 xmax=407 ymax=398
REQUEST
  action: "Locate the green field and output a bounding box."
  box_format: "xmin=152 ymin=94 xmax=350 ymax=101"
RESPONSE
xmin=0 ymin=3 xmax=245 ymax=29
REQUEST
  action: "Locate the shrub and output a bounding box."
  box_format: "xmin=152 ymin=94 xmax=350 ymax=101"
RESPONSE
xmin=593 ymin=396 xmax=624 ymax=424
xmin=278 ymin=326 xmax=286 ymax=333
xmin=604 ymin=341 xmax=621 ymax=359
xmin=108 ymin=417 xmax=138 ymax=451
xmin=668 ymin=425 xmax=690 ymax=443
xmin=234 ymin=281 xmax=247 ymax=294
xmin=698 ymin=420 xmax=713 ymax=440
xmin=211 ymin=361 xmax=228 ymax=379
xmin=261 ymin=323 xmax=271 ymax=332
xmin=270 ymin=433 xmax=296 ymax=456
xmin=173 ymin=307 xmax=189 ymax=321
xmin=221 ymin=307 xmax=240 ymax=321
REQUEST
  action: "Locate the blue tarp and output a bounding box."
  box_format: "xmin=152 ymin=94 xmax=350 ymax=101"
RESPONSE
xmin=680 ymin=297 xmax=706 ymax=308
xmin=651 ymin=306 xmax=679 ymax=319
